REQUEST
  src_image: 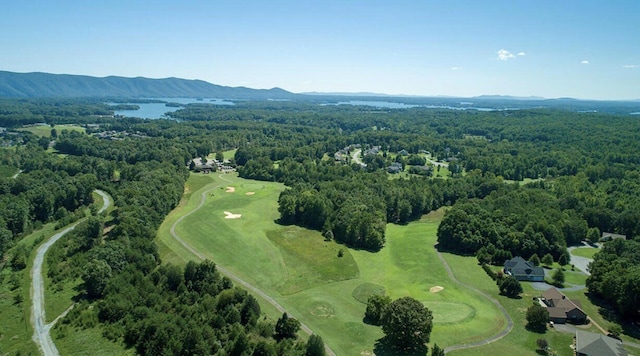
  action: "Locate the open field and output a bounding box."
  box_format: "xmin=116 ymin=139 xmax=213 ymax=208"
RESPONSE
xmin=18 ymin=124 xmax=86 ymax=137
xmin=157 ymin=173 xmax=509 ymax=354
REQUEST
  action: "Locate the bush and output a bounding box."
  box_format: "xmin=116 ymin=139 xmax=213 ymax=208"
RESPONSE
xmin=482 ymin=263 xmax=498 ymax=280
xmin=498 ymin=276 xmax=522 ymax=298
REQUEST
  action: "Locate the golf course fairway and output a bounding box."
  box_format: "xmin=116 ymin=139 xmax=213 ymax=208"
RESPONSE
xmin=156 ymin=172 xmax=507 ymax=355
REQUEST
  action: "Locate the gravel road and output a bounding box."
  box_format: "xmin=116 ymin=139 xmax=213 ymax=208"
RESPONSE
xmin=31 ymin=189 xmax=111 ymax=356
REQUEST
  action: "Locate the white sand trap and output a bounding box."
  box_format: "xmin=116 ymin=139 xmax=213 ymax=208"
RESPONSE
xmin=225 ymin=187 xmax=235 ymax=193
xmin=224 ymin=211 xmax=242 ymax=219
xmin=246 ymin=192 xmax=255 ymax=195
xmin=430 ymin=286 xmax=444 ymax=293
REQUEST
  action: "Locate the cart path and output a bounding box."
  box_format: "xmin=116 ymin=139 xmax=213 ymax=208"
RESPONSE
xmin=434 ymin=245 xmax=514 ymax=353
xmin=170 ymin=174 xmax=336 ymax=356
xmin=31 ymin=189 xmax=111 ymax=356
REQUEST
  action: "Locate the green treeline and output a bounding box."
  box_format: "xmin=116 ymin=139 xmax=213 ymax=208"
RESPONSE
xmin=587 ymin=239 xmax=640 ymax=319
xmin=2 ymin=96 xmax=640 ymax=356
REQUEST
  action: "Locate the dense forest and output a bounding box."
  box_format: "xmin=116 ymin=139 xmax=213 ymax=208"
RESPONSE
xmin=2 ymin=97 xmax=640 ymax=354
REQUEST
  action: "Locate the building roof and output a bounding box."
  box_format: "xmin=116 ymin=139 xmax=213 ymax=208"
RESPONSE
xmin=504 ymin=256 xmax=545 ymax=278
xmin=601 ymin=232 xmax=626 ymax=240
xmin=543 ymin=287 xmax=586 ymax=320
xmin=576 ymin=330 xmax=627 ymax=356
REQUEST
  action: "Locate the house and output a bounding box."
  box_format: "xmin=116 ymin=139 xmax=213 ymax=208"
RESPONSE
xmin=387 ymin=162 xmax=403 ymax=174
xmin=397 ymin=149 xmax=409 ymax=156
xmin=600 ymin=232 xmax=626 ymax=242
xmin=503 ymin=256 xmax=545 ymax=282
xmin=575 ymin=330 xmax=627 ymax=356
xmin=540 ymin=287 xmax=587 ymax=324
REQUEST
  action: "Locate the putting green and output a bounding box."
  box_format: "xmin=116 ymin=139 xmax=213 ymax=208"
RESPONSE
xmin=352 ymin=283 xmax=386 ymax=304
xmin=427 ymin=301 xmax=476 ymax=324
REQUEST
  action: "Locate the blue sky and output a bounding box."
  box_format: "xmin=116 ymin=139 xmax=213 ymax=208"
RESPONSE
xmin=1 ymin=0 xmax=639 ymax=99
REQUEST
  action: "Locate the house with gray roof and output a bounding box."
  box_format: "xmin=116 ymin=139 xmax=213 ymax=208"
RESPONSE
xmin=575 ymin=330 xmax=627 ymax=356
xmin=503 ymin=256 xmax=545 ymax=282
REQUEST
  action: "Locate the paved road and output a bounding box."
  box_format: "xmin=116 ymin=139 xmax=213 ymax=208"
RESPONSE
xmin=434 ymin=245 xmax=514 ymax=354
xmin=31 ymin=189 xmax=111 ymax=356
xmin=351 ymin=148 xmax=365 ymax=166
xmin=170 ymin=175 xmax=336 ymax=356
xmin=568 ymin=245 xmax=594 ymax=276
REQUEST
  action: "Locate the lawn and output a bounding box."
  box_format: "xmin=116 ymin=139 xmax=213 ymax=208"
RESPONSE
xmin=18 ymin=124 xmax=86 ymax=137
xmin=442 ymin=253 xmax=577 ymax=356
xmin=571 ymin=247 xmax=600 ymax=259
xmin=156 ymin=173 xmax=507 ymax=355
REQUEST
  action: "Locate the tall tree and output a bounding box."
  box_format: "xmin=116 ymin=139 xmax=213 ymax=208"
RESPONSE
xmin=526 ymin=304 xmax=549 ymax=332
xmin=381 ymin=297 xmax=433 ymax=350
xmin=305 ymin=334 xmax=326 ymax=356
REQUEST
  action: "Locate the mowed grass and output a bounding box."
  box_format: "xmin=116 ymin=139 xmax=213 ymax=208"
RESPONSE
xmin=442 ymin=254 xmax=577 ymax=356
xmin=18 ymin=124 xmax=86 ymax=137
xmin=157 ymin=174 xmax=507 ymax=355
xmin=571 ymin=247 xmax=600 ymax=259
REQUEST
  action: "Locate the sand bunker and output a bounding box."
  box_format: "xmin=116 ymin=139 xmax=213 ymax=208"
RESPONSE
xmin=246 ymin=192 xmax=255 ymax=195
xmin=225 ymin=187 xmax=235 ymax=193
xmin=224 ymin=211 xmax=242 ymax=219
xmin=430 ymin=286 xmax=444 ymax=293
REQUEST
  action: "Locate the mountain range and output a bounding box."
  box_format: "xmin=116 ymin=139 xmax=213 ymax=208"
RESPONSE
xmin=0 ymin=71 xmax=296 ymax=99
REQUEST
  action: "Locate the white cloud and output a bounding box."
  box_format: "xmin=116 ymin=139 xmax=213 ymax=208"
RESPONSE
xmin=517 ymin=52 xmax=526 ymax=56
xmin=581 ymin=60 xmax=590 ymax=64
xmin=497 ymin=49 xmax=515 ymax=60
xmin=451 ymin=66 xmax=462 ymax=71
xmin=623 ymin=64 xmax=639 ymax=68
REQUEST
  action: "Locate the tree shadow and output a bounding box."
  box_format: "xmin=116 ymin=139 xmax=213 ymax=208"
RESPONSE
xmin=373 ymin=337 xmax=428 ymax=356
xmin=525 ymin=324 xmax=548 ymax=334
xmin=584 ymin=292 xmax=618 ymax=322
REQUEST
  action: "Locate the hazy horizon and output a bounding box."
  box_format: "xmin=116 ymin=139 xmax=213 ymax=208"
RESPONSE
xmin=2 ymin=1 xmax=639 ymax=100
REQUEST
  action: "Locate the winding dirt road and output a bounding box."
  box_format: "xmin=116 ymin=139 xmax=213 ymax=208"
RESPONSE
xmin=31 ymin=189 xmax=111 ymax=356
xmin=170 ymin=175 xmax=336 ymax=356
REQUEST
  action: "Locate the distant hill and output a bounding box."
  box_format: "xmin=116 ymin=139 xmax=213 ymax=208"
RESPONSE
xmin=0 ymin=71 xmax=296 ymax=99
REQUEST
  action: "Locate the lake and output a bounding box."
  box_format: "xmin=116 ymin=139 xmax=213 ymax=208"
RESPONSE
xmin=112 ymin=98 xmax=234 ymax=119
xmin=329 ymin=100 xmax=516 ymax=111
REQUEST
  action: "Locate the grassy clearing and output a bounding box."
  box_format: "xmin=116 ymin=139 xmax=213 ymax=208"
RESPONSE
xmin=571 ymin=247 xmax=600 ymax=259
xmin=53 ymin=324 xmax=134 ymax=356
xmin=18 ymin=124 xmax=86 ymax=137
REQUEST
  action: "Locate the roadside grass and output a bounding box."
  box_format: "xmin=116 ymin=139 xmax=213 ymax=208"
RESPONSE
xmin=18 ymin=124 xmax=86 ymax=137
xmin=562 ymin=270 xmax=588 ymax=286
xmin=571 ymin=247 xmax=600 ymax=259
xmin=53 ymin=325 xmax=134 ymax=356
xmin=0 ymin=190 xmax=126 ymax=355
xmin=0 ymin=224 xmax=57 ymax=354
